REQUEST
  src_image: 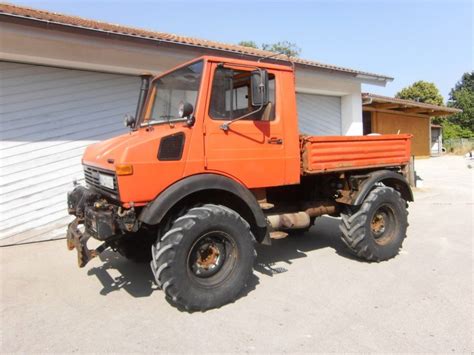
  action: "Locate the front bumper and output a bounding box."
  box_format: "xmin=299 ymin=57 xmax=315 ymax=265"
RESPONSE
xmin=66 ymin=185 xmax=138 ymax=267
xmin=66 ymin=218 xmax=108 ymax=268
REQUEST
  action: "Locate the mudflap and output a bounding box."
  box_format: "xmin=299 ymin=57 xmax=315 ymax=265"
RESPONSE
xmin=66 ymin=218 xmax=108 ymax=268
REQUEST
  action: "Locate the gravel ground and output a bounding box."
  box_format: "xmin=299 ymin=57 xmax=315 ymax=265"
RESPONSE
xmin=1 ymin=155 xmax=472 ymax=353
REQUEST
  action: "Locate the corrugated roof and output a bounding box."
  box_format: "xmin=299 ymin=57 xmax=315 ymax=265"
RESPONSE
xmin=362 ymin=93 xmax=461 ymax=116
xmin=0 ymin=2 xmax=393 ymax=82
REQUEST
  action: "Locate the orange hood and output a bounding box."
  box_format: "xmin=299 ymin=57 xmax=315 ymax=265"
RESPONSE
xmin=82 ymin=126 xmax=181 ymax=170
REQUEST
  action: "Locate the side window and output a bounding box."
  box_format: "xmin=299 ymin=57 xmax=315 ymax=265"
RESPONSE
xmin=209 ymin=67 xmax=276 ymax=121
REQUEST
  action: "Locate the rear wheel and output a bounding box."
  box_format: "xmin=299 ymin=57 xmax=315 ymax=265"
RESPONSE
xmin=339 ymin=186 xmax=408 ymax=261
xmin=151 ymin=204 xmax=256 ymax=311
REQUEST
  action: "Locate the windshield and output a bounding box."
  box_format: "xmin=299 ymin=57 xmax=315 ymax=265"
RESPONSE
xmin=143 ymin=60 xmax=203 ymax=125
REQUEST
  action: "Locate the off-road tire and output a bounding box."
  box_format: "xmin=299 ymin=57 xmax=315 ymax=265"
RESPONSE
xmin=150 ymin=204 xmax=256 ymax=311
xmin=339 ymin=186 xmax=408 ymax=262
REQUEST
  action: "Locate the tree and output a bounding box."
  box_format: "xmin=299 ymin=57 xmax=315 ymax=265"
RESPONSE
xmin=447 ymin=72 xmax=474 ymax=132
xmin=396 ymin=81 xmax=447 ymax=127
xmin=261 ymin=41 xmax=301 ymax=58
xmin=440 ymin=120 xmax=473 ymax=139
xmin=237 ymin=41 xmax=258 ymax=49
xmin=238 ymin=40 xmax=301 ymax=57
xmin=395 ymin=81 xmax=444 ymax=106
xmin=396 ymin=78 xmax=473 ymax=139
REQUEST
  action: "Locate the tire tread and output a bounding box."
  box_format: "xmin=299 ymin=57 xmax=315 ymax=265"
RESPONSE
xmin=150 ymin=204 xmax=256 ymax=311
xmin=339 ymin=186 xmax=408 ymax=262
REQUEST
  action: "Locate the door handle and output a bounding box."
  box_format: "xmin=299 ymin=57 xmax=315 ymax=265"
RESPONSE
xmin=268 ymin=137 xmax=283 ymax=145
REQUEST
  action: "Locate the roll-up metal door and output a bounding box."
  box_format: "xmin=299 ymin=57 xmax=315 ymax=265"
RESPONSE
xmin=296 ymin=93 xmax=342 ymax=136
xmin=0 ymin=61 xmax=140 ymax=245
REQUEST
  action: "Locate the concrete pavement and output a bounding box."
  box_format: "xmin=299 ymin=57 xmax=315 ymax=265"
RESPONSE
xmin=1 ymin=155 xmax=472 ymax=353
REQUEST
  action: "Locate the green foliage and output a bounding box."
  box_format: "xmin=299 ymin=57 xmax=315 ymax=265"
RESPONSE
xmin=261 ymin=41 xmax=301 ymax=58
xmin=395 ymin=81 xmax=444 ymax=106
xmin=395 ymin=78 xmax=473 ymax=139
xmin=237 ymin=41 xmax=258 ymax=49
xmin=238 ymin=40 xmax=301 ymax=57
xmin=441 ymin=120 xmax=473 ymax=139
xmin=447 ymin=72 xmax=474 ymax=132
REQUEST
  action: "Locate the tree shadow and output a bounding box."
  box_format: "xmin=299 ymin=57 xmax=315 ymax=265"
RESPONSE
xmin=86 ymin=216 xmax=360 ymax=305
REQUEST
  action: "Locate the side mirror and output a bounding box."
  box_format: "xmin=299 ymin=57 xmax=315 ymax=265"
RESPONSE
xmin=251 ymin=69 xmax=269 ymax=107
xmin=178 ymin=101 xmax=194 ymax=118
xmin=178 ymin=102 xmax=195 ymax=127
xmin=186 ymin=116 xmax=195 ymax=127
xmin=124 ymin=114 xmax=136 ymax=128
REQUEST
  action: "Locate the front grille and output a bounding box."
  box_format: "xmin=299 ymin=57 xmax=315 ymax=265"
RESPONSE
xmin=83 ymin=165 xmax=119 ymax=201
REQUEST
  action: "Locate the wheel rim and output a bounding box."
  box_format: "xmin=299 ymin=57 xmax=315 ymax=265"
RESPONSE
xmin=187 ymin=231 xmax=237 ymax=286
xmin=370 ymin=204 xmax=396 ymax=245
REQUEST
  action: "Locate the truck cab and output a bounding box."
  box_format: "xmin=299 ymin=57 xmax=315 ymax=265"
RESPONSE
xmin=81 ymin=56 xmax=301 ymax=206
xmin=67 ymin=56 xmax=413 ymax=311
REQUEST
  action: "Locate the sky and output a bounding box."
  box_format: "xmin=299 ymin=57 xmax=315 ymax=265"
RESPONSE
xmin=11 ymin=0 xmax=473 ymax=101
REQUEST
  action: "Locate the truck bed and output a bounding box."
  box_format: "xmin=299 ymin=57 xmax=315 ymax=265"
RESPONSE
xmin=300 ymin=134 xmax=412 ymax=174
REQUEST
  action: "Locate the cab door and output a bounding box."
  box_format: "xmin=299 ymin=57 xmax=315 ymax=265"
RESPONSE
xmin=203 ymin=63 xmax=286 ymax=188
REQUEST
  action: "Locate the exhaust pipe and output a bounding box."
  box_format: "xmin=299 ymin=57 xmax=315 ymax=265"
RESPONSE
xmin=267 ymin=212 xmax=310 ymax=230
xmin=133 ymin=74 xmax=152 ymax=129
xmin=266 ymin=200 xmax=338 ymax=231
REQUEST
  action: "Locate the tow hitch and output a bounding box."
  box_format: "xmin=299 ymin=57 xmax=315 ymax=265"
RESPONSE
xmin=66 ymin=218 xmax=108 ymax=268
xmin=66 ymin=185 xmax=140 ymax=267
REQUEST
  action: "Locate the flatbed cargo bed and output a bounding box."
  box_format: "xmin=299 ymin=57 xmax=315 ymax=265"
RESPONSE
xmin=300 ymin=134 xmax=412 ymax=174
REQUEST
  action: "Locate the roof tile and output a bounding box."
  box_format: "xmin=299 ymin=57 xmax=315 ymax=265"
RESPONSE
xmin=0 ymin=2 xmax=393 ymax=81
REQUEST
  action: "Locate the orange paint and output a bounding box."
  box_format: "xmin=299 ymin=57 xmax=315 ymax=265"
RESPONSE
xmin=301 ymin=134 xmax=412 ymax=173
xmin=81 ymin=56 xmax=411 ymax=206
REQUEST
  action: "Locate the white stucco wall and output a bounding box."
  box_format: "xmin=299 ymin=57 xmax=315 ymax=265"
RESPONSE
xmin=341 ymin=93 xmax=363 ymax=135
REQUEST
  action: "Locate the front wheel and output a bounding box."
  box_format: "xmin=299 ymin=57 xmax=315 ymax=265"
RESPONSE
xmin=150 ymin=204 xmax=256 ymax=311
xmin=339 ymin=186 xmax=408 ymax=261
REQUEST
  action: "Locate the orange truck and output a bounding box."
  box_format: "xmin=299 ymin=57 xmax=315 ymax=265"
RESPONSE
xmin=67 ymin=56 xmax=413 ymax=310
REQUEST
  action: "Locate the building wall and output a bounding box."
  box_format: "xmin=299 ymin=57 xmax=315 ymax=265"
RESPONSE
xmin=295 ymin=69 xmax=363 ymax=135
xmin=371 ymin=111 xmax=431 ymax=157
xmin=0 ymin=61 xmax=139 ymax=245
xmin=0 ymin=21 xmax=196 ymax=75
xmin=1 ymin=21 xmax=365 ymax=135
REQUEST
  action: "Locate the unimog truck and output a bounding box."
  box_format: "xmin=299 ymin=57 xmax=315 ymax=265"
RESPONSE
xmin=67 ymin=56 xmax=413 ymax=311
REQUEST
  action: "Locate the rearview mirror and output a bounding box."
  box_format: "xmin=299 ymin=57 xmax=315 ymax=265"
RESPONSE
xmin=251 ymin=69 xmax=269 ymax=107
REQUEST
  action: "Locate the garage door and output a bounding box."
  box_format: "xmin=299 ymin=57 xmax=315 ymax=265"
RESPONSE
xmin=0 ymin=62 xmax=140 ymax=245
xmin=296 ymin=93 xmax=341 ymax=135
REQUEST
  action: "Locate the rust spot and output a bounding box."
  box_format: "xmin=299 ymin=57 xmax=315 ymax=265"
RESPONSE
xmin=66 ymin=218 xmax=105 ymax=268
xmin=371 ymin=213 xmax=385 ymax=234
xmin=196 ymin=244 xmax=220 ymax=269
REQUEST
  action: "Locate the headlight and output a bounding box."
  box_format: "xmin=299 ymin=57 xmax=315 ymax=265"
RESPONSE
xmin=98 ymin=173 xmax=115 ymax=190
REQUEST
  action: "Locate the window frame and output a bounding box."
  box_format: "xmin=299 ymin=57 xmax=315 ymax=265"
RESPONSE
xmin=141 ymin=59 xmax=204 ymax=127
xmin=208 ymin=66 xmax=276 ymax=122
